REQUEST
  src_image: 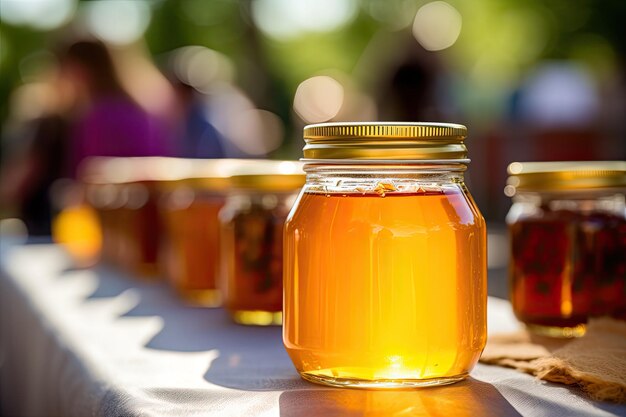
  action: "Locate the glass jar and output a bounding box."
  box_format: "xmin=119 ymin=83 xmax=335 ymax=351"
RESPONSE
xmin=82 ymin=157 xmax=186 ymax=277
xmin=89 ymin=183 xmax=126 ymax=264
xmin=160 ymin=183 xmax=224 ymax=306
xmin=116 ymin=180 xmax=162 ymax=276
xmin=219 ymin=162 xmax=304 ymax=326
xmin=158 ymin=161 xmax=230 ymax=307
xmin=158 ymin=159 xmax=291 ymax=306
xmin=505 ymin=161 xmax=626 ymax=337
xmin=283 ymin=123 xmax=487 ymax=389
xmin=81 ymin=157 xmax=129 ymax=266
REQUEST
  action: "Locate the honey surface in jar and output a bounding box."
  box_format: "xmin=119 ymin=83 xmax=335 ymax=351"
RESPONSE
xmin=162 ymin=195 xmax=223 ymax=306
xmin=284 ymin=187 xmax=487 ymax=385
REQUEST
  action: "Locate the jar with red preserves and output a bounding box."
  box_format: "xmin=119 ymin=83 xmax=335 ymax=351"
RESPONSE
xmin=505 ymin=161 xmax=626 ymax=337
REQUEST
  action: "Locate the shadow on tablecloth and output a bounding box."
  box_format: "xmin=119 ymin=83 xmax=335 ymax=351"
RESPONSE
xmin=75 ymin=261 xmax=522 ymax=415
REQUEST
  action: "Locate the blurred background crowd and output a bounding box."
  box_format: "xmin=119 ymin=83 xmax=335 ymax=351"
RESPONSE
xmin=0 ymin=0 xmax=625 ymax=235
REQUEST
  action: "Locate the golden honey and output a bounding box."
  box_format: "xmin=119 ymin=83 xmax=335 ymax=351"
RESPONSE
xmin=283 ymin=122 xmax=487 ymax=388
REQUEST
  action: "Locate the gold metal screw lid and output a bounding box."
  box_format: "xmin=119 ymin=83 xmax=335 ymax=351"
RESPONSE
xmin=505 ymin=161 xmax=626 ymax=196
xmin=302 ymin=122 xmax=468 ymax=162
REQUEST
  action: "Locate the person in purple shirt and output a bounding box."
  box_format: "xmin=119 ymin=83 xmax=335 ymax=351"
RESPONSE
xmin=60 ymin=40 xmax=173 ymax=177
xmin=0 ymin=39 xmax=175 ymax=235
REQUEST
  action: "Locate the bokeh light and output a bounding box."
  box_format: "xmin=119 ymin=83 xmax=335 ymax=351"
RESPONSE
xmin=225 ymin=109 xmax=285 ymax=155
xmin=251 ymin=0 xmax=357 ymax=41
xmin=0 ymin=0 xmax=76 ymax=30
xmin=83 ymin=0 xmax=151 ymax=45
xmin=519 ymin=63 xmax=599 ymax=128
xmin=293 ymin=76 xmax=344 ymax=123
xmin=209 ymin=85 xmax=285 ymax=156
xmin=19 ymin=50 xmax=58 ymax=83
xmin=9 ymin=83 xmax=57 ymax=122
xmin=172 ymin=46 xmax=235 ymax=93
xmin=412 ymin=1 xmax=462 ymax=51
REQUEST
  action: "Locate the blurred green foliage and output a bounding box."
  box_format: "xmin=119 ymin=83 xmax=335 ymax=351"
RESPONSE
xmin=1 ymin=0 xmax=625 ymax=150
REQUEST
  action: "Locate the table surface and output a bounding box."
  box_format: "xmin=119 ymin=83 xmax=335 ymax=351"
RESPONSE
xmin=1 ymin=241 xmax=624 ymax=417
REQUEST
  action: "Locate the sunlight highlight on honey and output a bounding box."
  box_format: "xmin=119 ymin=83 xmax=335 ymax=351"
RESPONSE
xmin=284 ymin=189 xmax=487 ymax=386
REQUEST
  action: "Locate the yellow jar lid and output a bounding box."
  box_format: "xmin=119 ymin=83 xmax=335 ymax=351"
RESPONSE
xmin=505 ymin=161 xmax=626 ymax=195
xmin=302 ymin=122 xmax=468 ymax=162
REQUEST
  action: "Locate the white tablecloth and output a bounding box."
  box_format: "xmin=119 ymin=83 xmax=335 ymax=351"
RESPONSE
xmin=1 ymin=242 xmax=624 ymax=417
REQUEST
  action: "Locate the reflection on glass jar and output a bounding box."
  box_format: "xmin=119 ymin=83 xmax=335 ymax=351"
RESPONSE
xmin=219 ymin=165 xmax=304 ymax=326
xmin=506 ymin=161 xmax=626 ymax=337
xmin=284 ymin=123 xmax=487 ymax=388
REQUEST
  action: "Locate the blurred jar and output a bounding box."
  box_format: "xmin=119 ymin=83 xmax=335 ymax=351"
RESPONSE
xmin=158 ymin=162 xmax=230 ymax=307
xmin=84 ymin=181 xmax=125 ymax=264
xmin=219 ymin=162 xmax=304 ymax=326
xmin=284 ymin=123 xmax=487 ymax=388
xmin=116 ymin=180 xmax=161 ymax=276
xmin=51 ymin=179 xmax=102 ymax=267
xmin=81 ymin=157 xmax=188 ymax=277
xmin=505 ymin=161 xmax=626 ymax=337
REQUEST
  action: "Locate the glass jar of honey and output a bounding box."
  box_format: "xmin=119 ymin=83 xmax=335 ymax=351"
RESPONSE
xmin=283 ymin=123 xmax=487 ymax=388
xmin=81 ymin=157 xmax=130 ymax=266
xmin=160 ymin=181 xmax=224 ymax=306
xmin=219 ymin=161 xmax=304 ymax=326
xmin=505 ymin=161 xmax=626 ymax=337
xmin=158 ymin=159 xmax=237 ymax=307
xmin=117 ymin=180 xmax=162 ymax=276
xmin=82 ymin=157 xmax=185 ymax=277
xmin=158 ymin=159 xmax=295 ymax=306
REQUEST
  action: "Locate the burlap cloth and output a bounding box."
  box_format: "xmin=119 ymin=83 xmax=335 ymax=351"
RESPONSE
xmin=480 ymin=317 xmax=626 ymax=403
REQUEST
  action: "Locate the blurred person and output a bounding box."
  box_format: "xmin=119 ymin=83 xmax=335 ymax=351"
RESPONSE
xmin=60 ymin=40 xmax=174 ymax=176
xmin=169 ymin=77 xmax=225 ymax=159
xmin=0 ymin=80 xmax=69 ymax=235
xmin=374 ymin=36 xmax=455 ymax=122
xmin=163 ymin=45 xmax=273 ymax=159
xmin=0 ymin=39 xmax=175 ymax=236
